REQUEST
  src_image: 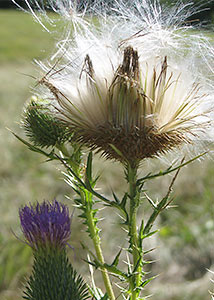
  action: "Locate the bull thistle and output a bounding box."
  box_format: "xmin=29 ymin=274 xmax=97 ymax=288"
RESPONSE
xmin=19 ymin=200 xmax=90 ymax=300
xmin=13 ymin=0 xmax=214 ymax=300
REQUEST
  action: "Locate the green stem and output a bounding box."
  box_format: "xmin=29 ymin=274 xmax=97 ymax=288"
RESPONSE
xmin=56 ymin=143 xmax=80 ymax=175
xmin=58 ymin=147 xmax=115 ymax=299
xmin=84 ymin=190 xmax=115 ymax=300
xmin=127 ymin=163 xmax=141 ymax=300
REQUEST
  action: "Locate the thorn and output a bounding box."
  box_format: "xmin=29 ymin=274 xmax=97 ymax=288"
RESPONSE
xmin=144 ymin=193 xmax=157 ymax=209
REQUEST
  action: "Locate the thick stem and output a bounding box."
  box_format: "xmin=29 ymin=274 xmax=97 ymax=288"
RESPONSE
xmin=60 ymin=148 xmax=115 ymax=300
xmin=84 ymin=191 xmax=115 ymax=300
xmin=127 ymin=163 xmax=141 ymax=300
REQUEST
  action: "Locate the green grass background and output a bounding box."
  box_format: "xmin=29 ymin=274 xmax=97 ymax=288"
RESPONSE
xmin=1 ymin=9 xmax=214 ymax=300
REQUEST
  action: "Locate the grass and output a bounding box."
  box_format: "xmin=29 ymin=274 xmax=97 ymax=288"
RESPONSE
xmin=0 ymin=10 xmax=57 ymax=62
xmin=1 ymin=8 xmax=214 ymax=300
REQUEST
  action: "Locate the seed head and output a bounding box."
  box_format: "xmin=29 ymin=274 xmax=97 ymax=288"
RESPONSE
xmin=19 ymin=0 xmax=214 ymax=165
xmin=40 ymin=45 xmax=212 ymax=166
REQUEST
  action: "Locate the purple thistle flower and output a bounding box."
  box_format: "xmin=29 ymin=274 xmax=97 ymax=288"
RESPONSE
xmin=19 ymin=200 xmax=71 ymax=250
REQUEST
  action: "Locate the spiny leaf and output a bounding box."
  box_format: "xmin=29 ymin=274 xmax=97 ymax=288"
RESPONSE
xmin=139 ymin=219 xmax=144 ymax=246
xmin=112 ymin=192 xmax=120 ymax=204
xmin=111 ymin=249 xmax=122 ymax=267
xmin=83 ymin=259 xmax=100 ymax=270
xmin=143 ymin=247 xmax=156 ymax=255
xmin=11 ymin=131 xmax=56 ymax=160
xmin=120 ymin=193 xmax=128 ymax=209
xmin=137 ymin=152 xmax=207 ymax=184
xmin=140 ymin=275 xmax=159 ymax=288
xmin=103 ymin=264 xmax=128 ymax=279
xmin=142 ymin=230 xmax=159 ymax=240
xmin=86 ymin=151 xmax=93 ymax=184
xmin=132 ymin=256 xmax=143 ymax=274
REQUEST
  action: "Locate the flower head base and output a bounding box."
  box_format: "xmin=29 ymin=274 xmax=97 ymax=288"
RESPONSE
xmin=19 ymin=200 xmax=71 ymax=251
xmin=41 ymin=46 xmax=210 ymax=166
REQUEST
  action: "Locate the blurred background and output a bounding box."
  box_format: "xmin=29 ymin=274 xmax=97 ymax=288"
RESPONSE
xmin=1 ymin=1 xmax=214 ymax=299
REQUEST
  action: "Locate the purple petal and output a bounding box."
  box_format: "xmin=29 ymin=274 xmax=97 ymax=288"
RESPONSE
xmin=19 ymin=200 xmax=71 ymax=250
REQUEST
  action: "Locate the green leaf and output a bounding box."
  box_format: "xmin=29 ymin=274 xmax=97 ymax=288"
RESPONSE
xmin=111 ymin=249 xmax=122 ymax=267
xmin=139 ymin=219 xmax=144 ymax=246
xmin=86 ymin=152 xmax=93 ymax=184
xmin=132 ymin=256 xmax=142 ymax=274
xmin=11 ymin=130 xmax=56 ymax=160
xmin=103 ymin=264 xmax=128 ymax=279
xmin=140 ymin=275 xmax=158 ymax=288
xmin=137 ymin=152 xmax=208 ymax=184
xmin=142 ymin=230 xmax=159 ymax=240
xmin=120 ymin=193 xmax=128 ymax=210
xmin=143 ymin=247 xmax=156 ymax=255
xmin=112 ymin=192 xmax=120 ymax=204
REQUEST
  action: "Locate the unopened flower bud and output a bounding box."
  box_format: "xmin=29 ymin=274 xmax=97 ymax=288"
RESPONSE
xmin=22 ymin=97 xmax=72 ymax=148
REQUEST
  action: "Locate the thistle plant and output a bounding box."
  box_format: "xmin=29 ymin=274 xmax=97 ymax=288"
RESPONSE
xmin=13 ymin=0 xmax=214 ymax=299
xmin=19 ymin=200 xmax=90 ymax=300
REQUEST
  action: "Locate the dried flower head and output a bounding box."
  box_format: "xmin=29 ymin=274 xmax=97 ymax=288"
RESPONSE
xmin=17 ymin=0 xmax=214 ymax=165
xmin=38 ymin=46 xmax=212 ymax=166
xmin=19 ymin=200 xmax=71 ymax=250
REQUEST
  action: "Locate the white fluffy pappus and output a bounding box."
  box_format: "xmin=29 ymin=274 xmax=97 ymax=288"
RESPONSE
xmin=17 ymin=0 xmax=214 ymax=165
